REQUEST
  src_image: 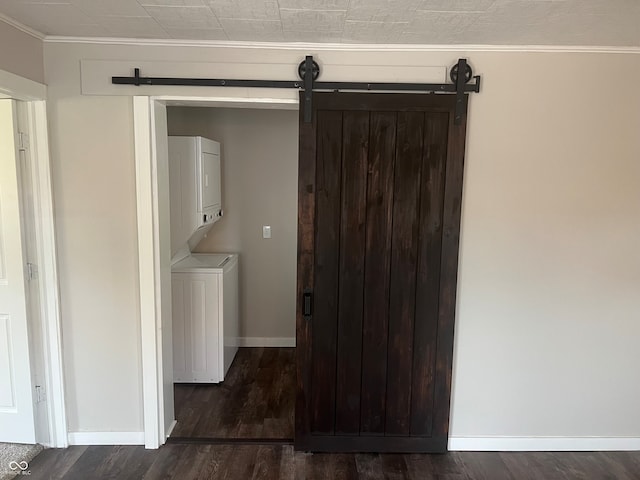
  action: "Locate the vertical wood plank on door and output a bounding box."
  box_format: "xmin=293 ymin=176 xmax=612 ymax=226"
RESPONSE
xmin=385 ymin=112 xmax=425 ymax=436
xmin=295 ymin=92 xmax=317 ymax=444
xmin=310 ymin=110 xmax=344 ymax=434
xmin=410 ymin=112 xmax=449 ymax=437
xmin=433 ymin=109 xmax=468 ymax=438
xmin=360 ymin=112 xmax=397 ymax=435
xmin=335 ymin=111 xmax=370 ymax=435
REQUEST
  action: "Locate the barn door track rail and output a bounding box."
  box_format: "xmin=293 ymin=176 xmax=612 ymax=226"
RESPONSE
xmin=112 ymin=56 xmax=481 ymax=124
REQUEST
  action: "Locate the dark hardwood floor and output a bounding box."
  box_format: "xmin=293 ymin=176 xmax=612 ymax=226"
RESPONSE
xmin=172 ymin=347 xmax=295 ymax=439
xmin=26 ymin=445 xmax=640 ymax=479
xmin=28 ymin=347 xmax=640 ymax=478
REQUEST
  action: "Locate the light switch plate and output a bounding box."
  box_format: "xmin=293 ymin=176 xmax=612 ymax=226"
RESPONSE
xmin=262 ymin=225 xmax=272 ymax=239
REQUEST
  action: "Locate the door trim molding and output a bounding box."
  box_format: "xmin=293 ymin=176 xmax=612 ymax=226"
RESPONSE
xmin=133 ymin=96 xmax=162 ymax=449
xmin=27 ymin=101 xmax=68 ymax=448
xmin=0 ymin=68 xmax=46 ymax=101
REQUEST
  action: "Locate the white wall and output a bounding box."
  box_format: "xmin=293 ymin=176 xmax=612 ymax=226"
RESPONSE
xmin=44 ymin=40 xmax=640 ymax=445
xmin=167 ymin=107 xmax=298 ymax=341
xmin=452 ymin=52 xmax=640 ymax=441
xmin=0 ymin=20 xmax=43 ymax=84
xmin=44 ymin=50 xmax=143 ymax=434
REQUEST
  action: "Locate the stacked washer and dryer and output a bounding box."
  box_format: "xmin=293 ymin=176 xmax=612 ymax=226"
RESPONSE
xmin=168 ymin=136 xmax=239 ymax=384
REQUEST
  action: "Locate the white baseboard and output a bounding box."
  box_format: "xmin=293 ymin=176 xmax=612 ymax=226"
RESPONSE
xmin=448 ymin=436 xmax=640 ymax=451
xmin=235 ymin=337 xmax=295 ymax=347
xmin=68 ymin=431 xmax=145 ymax=445
xmin=165 ymin=420 xmax=177 ymax=441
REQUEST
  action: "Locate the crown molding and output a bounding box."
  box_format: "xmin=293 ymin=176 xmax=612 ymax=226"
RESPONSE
xmin=42 ymin=35 xmax=640 ymax=54
xmin=0 ymin=13 xmax=45 ymax=40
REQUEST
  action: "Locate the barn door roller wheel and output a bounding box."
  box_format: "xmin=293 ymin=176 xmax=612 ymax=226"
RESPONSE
xmin=298 ymin=59 xmax=320 ymax=81
xmin=450 ymin=63 xmax=473 ymax=84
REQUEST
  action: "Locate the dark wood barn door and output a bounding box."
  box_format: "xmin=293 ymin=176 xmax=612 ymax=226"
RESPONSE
xmin=296 ymin=92 xmax=468 ymax=453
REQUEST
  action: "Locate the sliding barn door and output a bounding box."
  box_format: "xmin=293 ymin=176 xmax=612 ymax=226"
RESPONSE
xmin=296 ymin=92 xmax=468 ymax=453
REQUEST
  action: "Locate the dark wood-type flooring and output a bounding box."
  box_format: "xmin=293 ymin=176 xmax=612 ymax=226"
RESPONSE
xmin=29 ymin=347 xmax=640 ymax=478
xmin=172 ymin=347 xmax=295 ymax=439
xmin=26 ymin=445 xmax=640 ymax=479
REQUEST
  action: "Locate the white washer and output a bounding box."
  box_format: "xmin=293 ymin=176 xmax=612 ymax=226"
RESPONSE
xmin=172 ymin=253 xmax=235 ymax=272
xmin=171 ymin=253 xmax=239 ymax=383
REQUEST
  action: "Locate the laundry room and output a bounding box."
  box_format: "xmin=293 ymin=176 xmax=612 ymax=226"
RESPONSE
xmin=164 ymin=105 xmax=299 ymax=440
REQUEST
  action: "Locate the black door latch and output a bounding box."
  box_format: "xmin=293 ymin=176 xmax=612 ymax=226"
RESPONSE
xmin=303 ymin=289 xmax=313 ymax=320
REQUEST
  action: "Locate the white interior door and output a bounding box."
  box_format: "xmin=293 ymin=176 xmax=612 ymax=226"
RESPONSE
xmin=0 ymin=99 xmax=36 ymax=444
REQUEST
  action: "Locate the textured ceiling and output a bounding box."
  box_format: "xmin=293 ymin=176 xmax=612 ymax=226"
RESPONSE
xmin=0 ymin=0 xmax=639 ymax=46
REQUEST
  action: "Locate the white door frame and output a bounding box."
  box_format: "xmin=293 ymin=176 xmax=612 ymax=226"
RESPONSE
xmin=0 ymin=68 xmax=67 ymax=448
xmin=133 ymin=94 xmax=297 ymax=449
xmin=0 ymin=69 xmax=45 ymax=101
xmin=133 ymin=96 xmax=165 ymax=449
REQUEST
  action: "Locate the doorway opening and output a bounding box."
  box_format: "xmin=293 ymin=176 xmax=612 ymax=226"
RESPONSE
xmin=137 ymin=87 xmax=470 ymax=452
xmin=155 ymin=102 xmax=299 ymax=443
